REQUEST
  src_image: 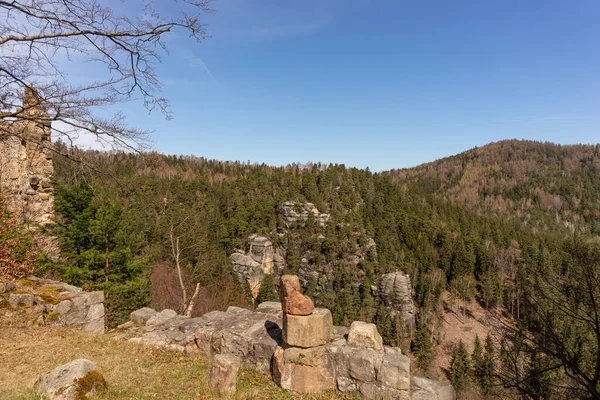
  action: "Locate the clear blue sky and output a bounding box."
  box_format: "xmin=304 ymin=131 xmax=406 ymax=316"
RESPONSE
xmin=101 ymin=0 xmax=600 ymax=171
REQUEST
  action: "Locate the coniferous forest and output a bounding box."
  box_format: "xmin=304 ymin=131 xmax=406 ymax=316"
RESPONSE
xmin=13 ymin=139 xmax=600 ymax=398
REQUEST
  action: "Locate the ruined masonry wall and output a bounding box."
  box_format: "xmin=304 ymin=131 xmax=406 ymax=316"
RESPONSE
xmin=0 ymin=86 xmax=54 ymax=226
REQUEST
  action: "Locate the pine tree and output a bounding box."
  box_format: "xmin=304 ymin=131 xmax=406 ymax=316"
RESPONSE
xmin=256 ymin=273 xmax=279 ymax=305
xmin=480 ymin=334 xmax=495 ymax=396
xmin=449 ymin=340 xmax=471 ymax=392
xmin=412 ymin=323 xmax=433 ymax=370
xmin=472 ymin=335 xmax=484 ymax=380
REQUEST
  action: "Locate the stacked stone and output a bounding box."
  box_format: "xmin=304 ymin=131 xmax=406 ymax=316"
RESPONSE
xmin=272 ymin=275 xmax=336 ymax=393
xmin=328 ymin=321 xmax=411 ymax=399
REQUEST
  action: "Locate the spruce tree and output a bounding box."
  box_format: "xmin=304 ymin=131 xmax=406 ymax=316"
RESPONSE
xmin=480 ymin=334 xmax=495 ymax=396
xmin=412 ymin=323 xmax=433 ymax=370
xmin=449 ymin=340 xmax=471 ymax=392
xmin=256 ymin=273 xmax=279 ymax=304
xmin=472 ymin=335 xmax=484 ymax=380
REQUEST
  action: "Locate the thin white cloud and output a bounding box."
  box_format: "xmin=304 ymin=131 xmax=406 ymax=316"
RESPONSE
xmin=182 ymin=52 xmax=219 ymax=85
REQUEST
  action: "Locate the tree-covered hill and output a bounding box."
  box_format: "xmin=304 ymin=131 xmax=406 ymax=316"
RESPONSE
xmin=390 ymin=140 xmax=600 ymax=236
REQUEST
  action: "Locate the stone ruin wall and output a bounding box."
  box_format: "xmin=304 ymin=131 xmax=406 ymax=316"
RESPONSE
xmin=0 ymin=86 xmax=54 ymax=227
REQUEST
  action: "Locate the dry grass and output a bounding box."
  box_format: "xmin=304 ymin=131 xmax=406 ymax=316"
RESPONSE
xmin=0 ymin=326 xmax=355 ymax=400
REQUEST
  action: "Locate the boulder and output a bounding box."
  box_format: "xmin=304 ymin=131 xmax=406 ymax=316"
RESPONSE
xmin=193 ymin=306 xmax=283 ymax=372
xmin=411 ymin=376 xmax=455 ymax=400
xmin=83 ymin=303 xmax=105 ymax=334
xmin=146 ymin=309 xmax=177 ymax=326
xmin=283 ymin=308 xmax=332 ymax=348
xmin=359 ymin=382 xmax=410 ymax=400
xmin=36 ymin=359 xmax=106 ymax=400
xmin=208 ymin=354 xmax=240 ymax=394
xmin=280 ymin=275 xmax=314 ymax=316
xmin=347 ymin=321 xmax=384 ymax=352
xmin=8 ymin=293 xmax=34 ymax=307
xmin=349 ymin=348 xmax=382 ymax=382
xmin=0 ymin=281 xmax=15 ymax=293
xmin=130 ymin=307 xmax=157 ymax=325
xmin=377 ymin=348 xmax=410 ymax=391
xmin=272 ymin=346 xmax=336 ymax=394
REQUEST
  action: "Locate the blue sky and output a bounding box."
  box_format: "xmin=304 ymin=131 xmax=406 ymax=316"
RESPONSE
xmin=88 ymin=0 xmax=600 ymax=171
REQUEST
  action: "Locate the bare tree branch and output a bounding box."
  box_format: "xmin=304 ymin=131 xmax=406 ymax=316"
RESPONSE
xmin=0 ymin=0 xmax=213 ymax=156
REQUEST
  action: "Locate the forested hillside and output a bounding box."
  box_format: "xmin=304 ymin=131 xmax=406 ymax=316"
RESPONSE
xmin=43 ymin=139 xmax=600 ymax=398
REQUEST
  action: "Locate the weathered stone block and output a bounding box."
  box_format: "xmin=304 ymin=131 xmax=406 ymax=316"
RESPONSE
xmin=411 ymin=376 xmax=455 ymax=400
xmin=36 ymin=359 xmax=106 ymax=400
xmin=282 ymin=345 xmax=330 ymax=368
xmin=377 ymin=348 xmax=410 ymax=391
xmin=347 ymin=321 xmax=384 ymax=351
xmin=86 ymin=291 xmax=104 ymax=305
xmin=208 ymin=354 xmax=240 ymax=394
xmin=349 ymin=348 xmax=382 ymax=382
xmin=359 ymin=382 xmax=410 ymax=400
xmin=130 ymin=307 xmax=157 ymax=325
xmin=146 ymin=309 xmax=177 ymax=326
xmin=195 ymin=326 xmax=217 ymax=354
xmin=272 ymin=346 xmax=336 ymax=394
xmin=1 ymin=281 xmax=15 ymax=293
xmin=283 ymin=308 xmax=332 ymax=348
xmin=8 ymin=293 xmax=34 ymax=307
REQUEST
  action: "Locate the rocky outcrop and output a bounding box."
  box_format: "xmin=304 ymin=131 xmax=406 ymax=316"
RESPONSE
xmin=279 ymin=201 xmax=330 ymax=227
xmin=231 ymin=234 xmax=285 ymax=298
xmin=35 ymin=359 xmax=107 ymax=400
xmin=0 ymin=277 xmax=105 ymax=334
xmin=411 ymin=376 xmax=455 ymax=400
xmin=376 ymin=271 xmax=416 ymax=337
xmin=119 ymin=299 xmax=453 ymax=399
xmin=116 ymin=302 xmax=285 ymax=371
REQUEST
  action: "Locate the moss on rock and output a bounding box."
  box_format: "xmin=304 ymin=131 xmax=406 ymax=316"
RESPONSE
xmin=73 ymin=369 xmax=107 ymax=399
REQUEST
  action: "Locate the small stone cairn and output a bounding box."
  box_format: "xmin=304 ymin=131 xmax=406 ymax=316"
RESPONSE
xmin=271 ymin=274 xmax=454 ymax=400
xmin=272 ymin=275 xmax=336 ymax=393
xmin=119 ymin=274 xmax=454 ymax=399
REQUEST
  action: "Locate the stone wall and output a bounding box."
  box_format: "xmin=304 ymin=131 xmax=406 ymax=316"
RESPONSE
xmin=0 ymin=277 xmax=105 ymax=334
xmin=118 ymin=301 xmax=453 ymax=400
xmin=0 ymin=86 xmax=54 ymax=227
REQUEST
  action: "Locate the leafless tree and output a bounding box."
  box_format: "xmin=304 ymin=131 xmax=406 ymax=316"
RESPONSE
xmin=0 ymin=0 xmax=212 ymax=154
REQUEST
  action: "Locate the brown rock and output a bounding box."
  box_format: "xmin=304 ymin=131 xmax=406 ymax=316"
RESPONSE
xmin=280 ymin=275 xmax=314 ymax=315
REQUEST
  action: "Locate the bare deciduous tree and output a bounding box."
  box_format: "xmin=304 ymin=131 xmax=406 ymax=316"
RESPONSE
xmin=0 ymin=0 xmax=212 ymax=153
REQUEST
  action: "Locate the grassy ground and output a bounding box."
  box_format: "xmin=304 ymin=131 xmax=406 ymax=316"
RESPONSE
xmin=0 ymin=325 xmax=354 ymax=400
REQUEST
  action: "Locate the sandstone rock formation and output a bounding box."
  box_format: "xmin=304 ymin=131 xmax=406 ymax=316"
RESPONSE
xmin=0 ymin=86 xmax=54 ymax=227
xmin=280 ymin=274 xmax=314 ymax=315
xmin=0 ymin=277 xmax=105 ymax=334
xmin=411 ymin=376 xmax=455 ymax=400
xmin=274 ymin=276 xmax=336 ymax=393
xmin=347 ymin=321 xmax=384 ymax=352
xmin=117 ymin=302 xmax=285 ymax=370
xmin=35 ymin=359 xmax=107 ymax=400
xmin=208 ymin=354 xmax=240 ymax=394
xmin=377 ymin=270 xmax=417 ymax=337
xmin=279 ymin=201 xmax=330 ymax=227
xmin=231 ymin=234 xmax=285 ymax=298
xmin=119 ymin=299 xmax=453 ymax=399
xmin=283 ymin=309 xmax=333 ymax=348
